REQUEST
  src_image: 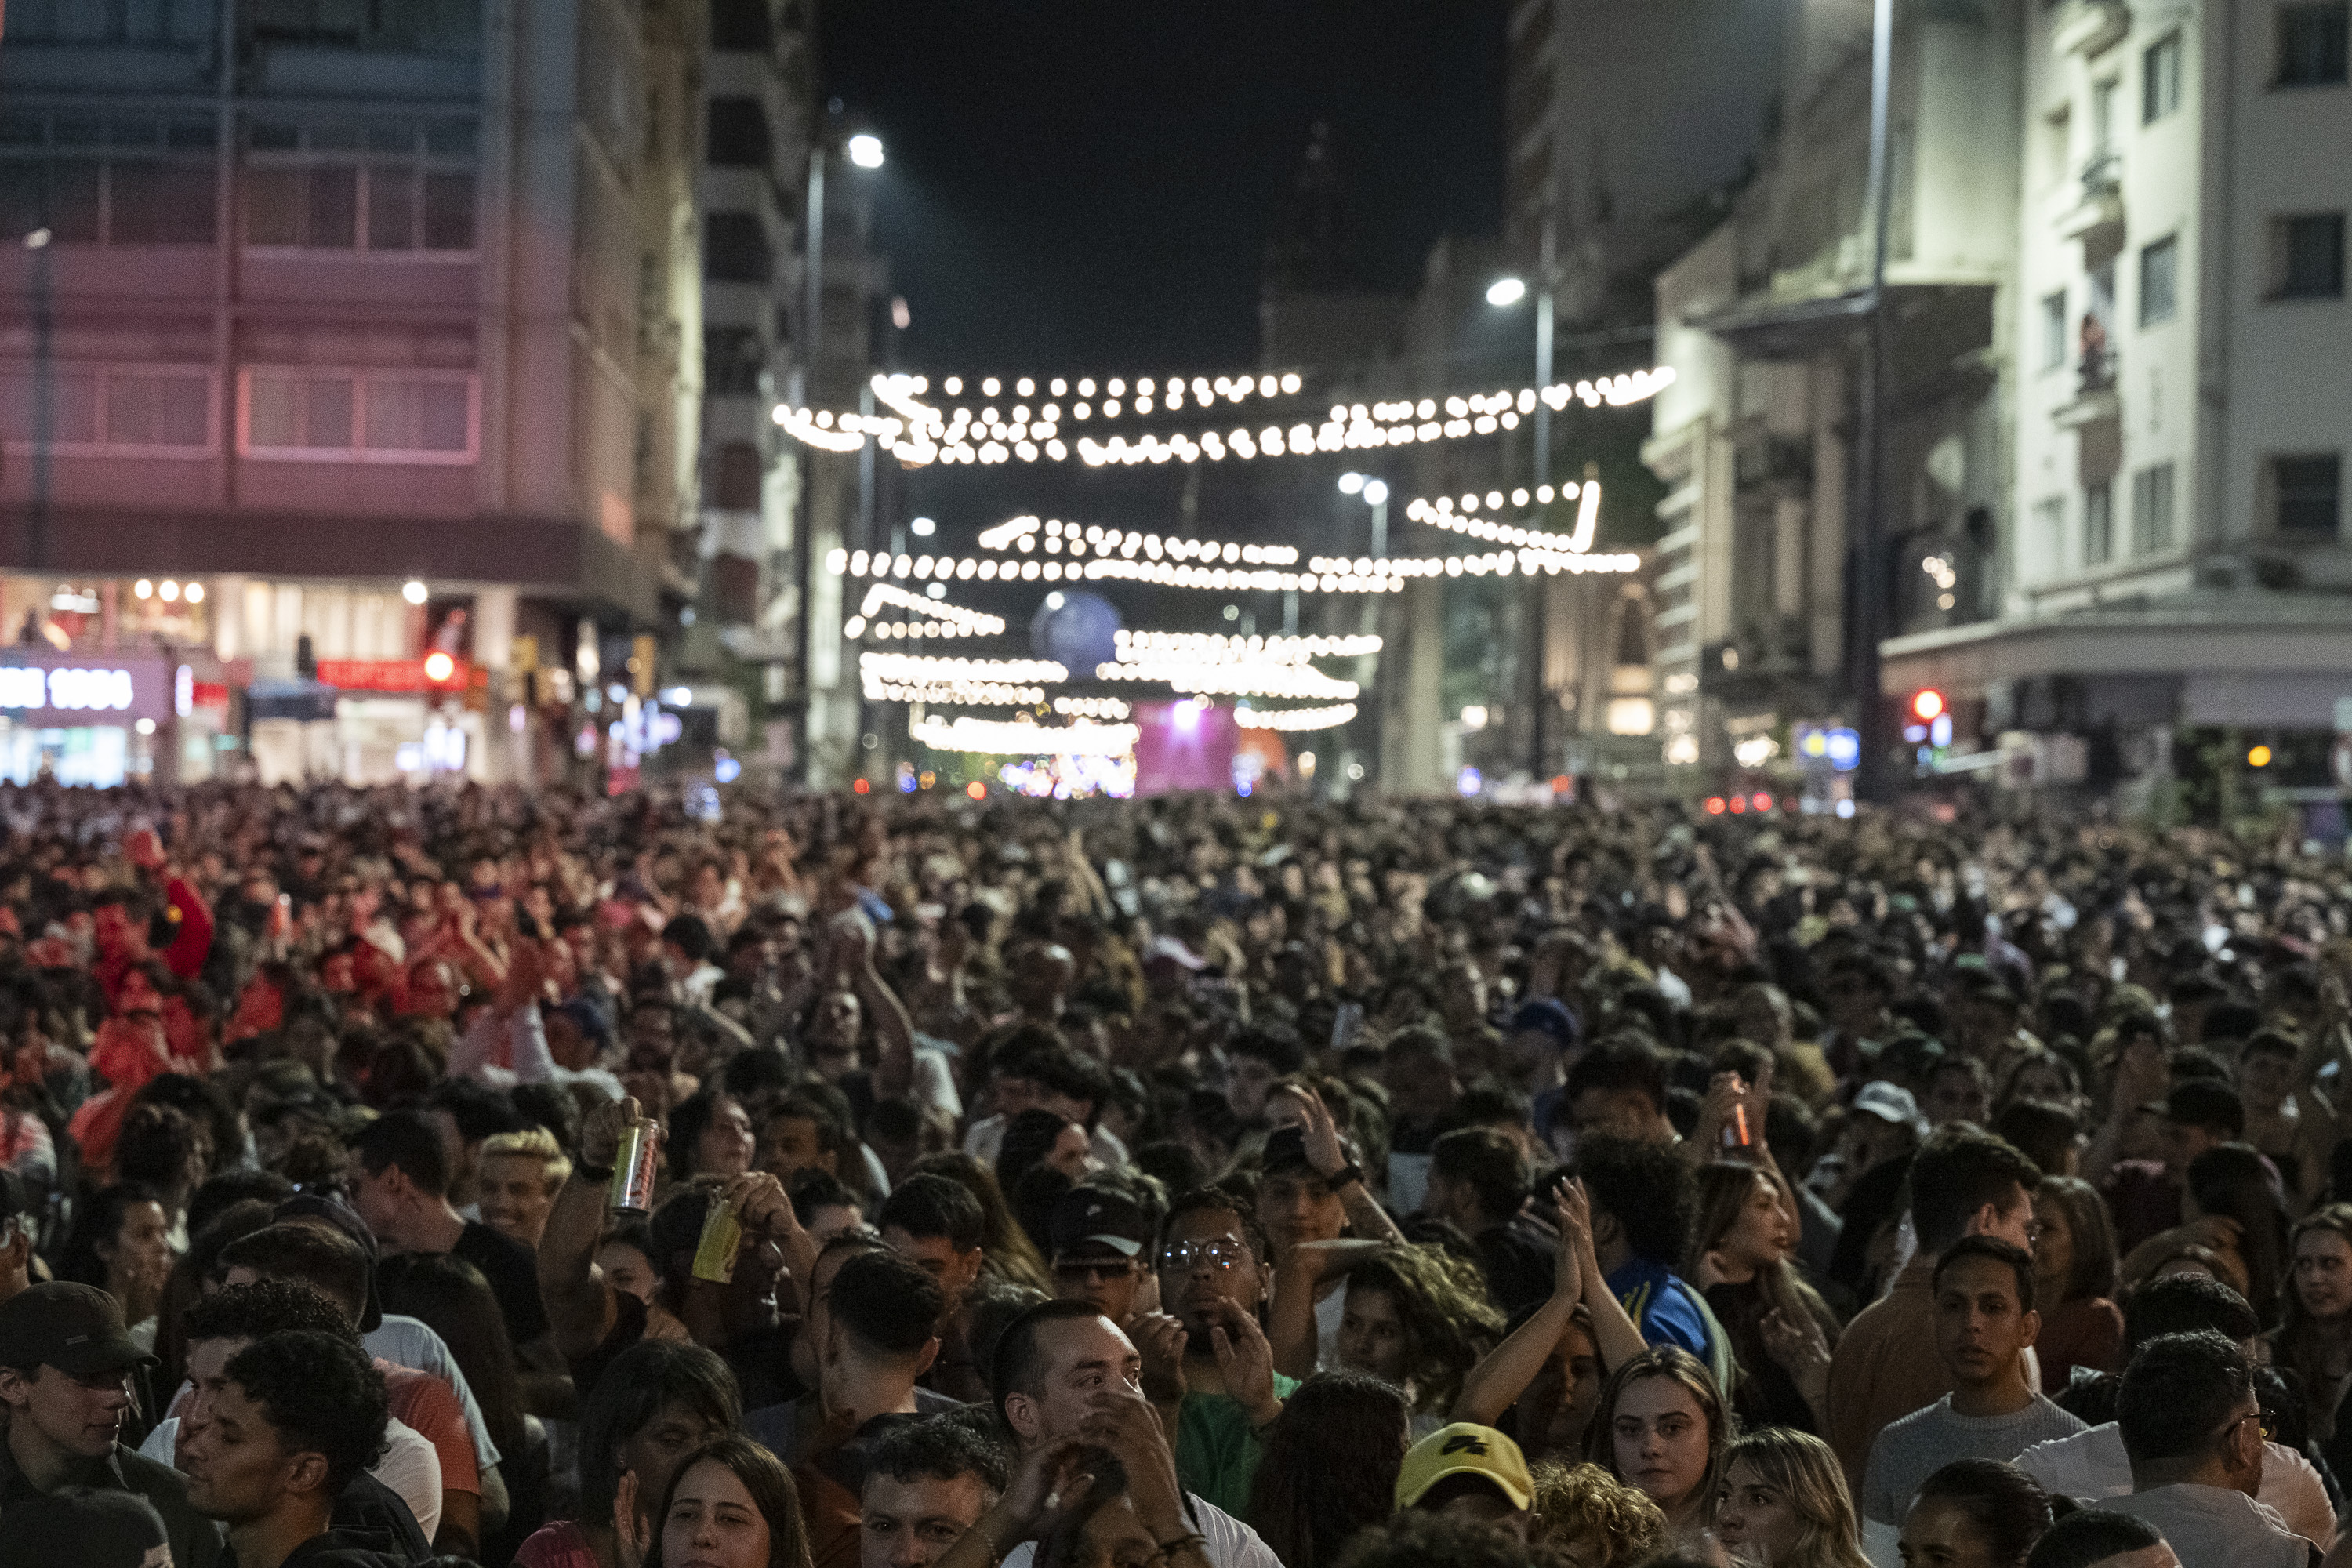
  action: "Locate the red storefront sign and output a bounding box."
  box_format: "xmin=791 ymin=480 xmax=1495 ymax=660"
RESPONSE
xmin=315 ymin=657 xmax=472 ymax=693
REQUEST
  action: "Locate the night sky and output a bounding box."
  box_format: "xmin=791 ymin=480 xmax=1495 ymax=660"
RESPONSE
xmin=816 ymin=1 xmax=1508 ymax=642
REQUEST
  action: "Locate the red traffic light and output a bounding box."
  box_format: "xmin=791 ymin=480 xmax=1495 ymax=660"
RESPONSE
xmin=1911 ymin=689 xmax=1945 ymax=722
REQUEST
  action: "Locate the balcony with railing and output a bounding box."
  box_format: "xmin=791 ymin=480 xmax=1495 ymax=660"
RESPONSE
xmin=2055 ymin=343 xmax=2120 ymax=428
xmin=2058 ymin=150 xmax=2125 ymax=242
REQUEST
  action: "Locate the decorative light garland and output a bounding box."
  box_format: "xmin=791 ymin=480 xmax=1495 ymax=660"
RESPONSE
xmin=1235 ymin=702 xmax=1358 ymax=731
xmin=1095 ymin=662 xmax=1360 ymax=700
xmin=842 ymin=583 xmax=1007 ymax=641
xmin=1405 ymin=481 xmax=1606 ymax=554
xmin=910 ymin=715 xmax=1139 ymax=756
xmin=1053 ymin=695 xmax=1133 ymax=719
xmin=830 ymin=543 xmax=1635 ymax=593
xmin=786 ymin=367 xmax=1677 ymax=466
xmin=1113 ymin=630 xmax=1381 ymax=662
xmin=858 ymin=652 xmax=1068 ymax=684
xmin=979 ymin=514 xmax=1300 ymax=567
xmin=880 ymin=368 xmax=1305 ymax=411
xmin=863 ymin=677 xmax=1048 ymax=706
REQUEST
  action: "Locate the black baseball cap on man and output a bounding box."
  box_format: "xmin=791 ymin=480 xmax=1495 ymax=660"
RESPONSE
xmin=0 ymin=1282 xmax=157 ymax=1377
xmin=0 ymin=1489 xmax=171 ymax=1568
xmin=1048 ymin=1185 xmax=1150 ymax=1261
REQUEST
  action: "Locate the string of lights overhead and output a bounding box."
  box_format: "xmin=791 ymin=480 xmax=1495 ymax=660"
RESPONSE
xmin=1235 ymin=702 xmax=1358 ymax=732
xmin=840 ymin=583 xmax=1007 ymax=642
xmin=1094 ymin=662 xmax=1360 ymax=700
xmin=1406 ymin=481 xmax=1606 ymax=554
xmin=1112 ymin=630 xmax=1381 ymax=663
xmin=909 ymin=715 xmax=1140 ymax=756
xmin=783 ymin=366 xmax=1676 ymax=466
xmin=978 ymin=514 xmax=1300 ymax=566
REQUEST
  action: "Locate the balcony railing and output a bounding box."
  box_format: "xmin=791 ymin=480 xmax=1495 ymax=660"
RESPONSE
xmin=2080 ymin=150 xmax=2122 ymax=201
xmin=2078 ymin=344 xmax=2116 ymax=396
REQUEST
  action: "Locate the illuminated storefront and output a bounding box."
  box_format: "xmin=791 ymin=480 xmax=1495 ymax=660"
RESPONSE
xmin=0 ymin=652 xmax=177 ymax=786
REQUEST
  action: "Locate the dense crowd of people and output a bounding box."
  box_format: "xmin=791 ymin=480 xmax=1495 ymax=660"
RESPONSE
xmin=0 ymin=779 xmax=2347 ymax=1568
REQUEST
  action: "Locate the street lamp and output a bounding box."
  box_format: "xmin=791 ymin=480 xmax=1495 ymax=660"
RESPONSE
xmin=1337 ymin=471 xmax=1365 ymax=495
xmin=1486 ymin=275 xmax=1527 ymax=307
xmin=846 ymin=133 xmax=885 ymax=169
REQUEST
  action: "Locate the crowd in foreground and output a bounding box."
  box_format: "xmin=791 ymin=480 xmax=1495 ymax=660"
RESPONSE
xmin=0 ymin=781 xmax=2346 ymax=1568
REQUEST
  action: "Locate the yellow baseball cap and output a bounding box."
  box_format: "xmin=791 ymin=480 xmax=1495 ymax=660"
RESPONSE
xmin=1396 ymin=1422 xmax=1534 ymax=1511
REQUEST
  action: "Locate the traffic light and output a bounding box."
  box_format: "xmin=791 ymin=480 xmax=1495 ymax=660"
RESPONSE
xmin=1910 ymin=688 xmax=1945 ymax=723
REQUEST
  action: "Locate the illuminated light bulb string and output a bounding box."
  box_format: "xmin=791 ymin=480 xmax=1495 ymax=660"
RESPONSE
xmin=1112 ymin=630 xmax=1381 ymax=663
xmin=1094 ymin=662 xmax=1360 ymax=701
xmin=1235 ymin=702 xmax=1357 ymax=732
xmin=786 ymin=366 xmax=1675 ymax=466
xmin=841 ymin=583 xmax=1007 ymax=642
xmin=1406 ymin=481 xmax=1605 ymax=554
xmin=909 ymin=714 xmax=1140 ymax=757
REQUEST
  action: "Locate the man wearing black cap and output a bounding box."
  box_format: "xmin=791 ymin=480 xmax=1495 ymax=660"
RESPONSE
xmin=1048 ymin=1185 xmax=1153 ymax=1325
xmin=0 ymin=1280 xmax=223 ymax=1568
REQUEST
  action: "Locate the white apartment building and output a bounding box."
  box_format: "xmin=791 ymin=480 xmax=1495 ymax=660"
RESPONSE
xmin=1883 ymin=0 xmax=2352 ymax=793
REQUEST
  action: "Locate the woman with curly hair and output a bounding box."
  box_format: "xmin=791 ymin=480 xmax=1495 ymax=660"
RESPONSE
xmin=1247 ymin=1370 xmax=1412 ymax=1568
xmin=1586 ymin=1346 xmax=1729 ymax=1548
xmin=1334 ymin=1243 xmax=1505 ymax=1433
xmin=910 ymin=1150 xmax=1052 ymax=1293
xmin=1712 ymin=1428 xmax=1869 ymax=1568
xmin=1690 ymin=1161 xmax=1839 ymax=1433
xmin=1526 ymin=1461 xmax=1665 ymax=1568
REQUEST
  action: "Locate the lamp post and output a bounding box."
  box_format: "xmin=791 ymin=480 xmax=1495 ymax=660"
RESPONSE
xmin=24 ymin=227 xmax=53 ymax=576
xmin=1490 ymin=205 xmax=1558 ymax=783
xmin=1338 ymin=473 xmax=1389 ymax=789
xmin=1849 ymin=0 xmax=1896 ymax=803
xmin=792 ymin=125 xmax=882 ymax=788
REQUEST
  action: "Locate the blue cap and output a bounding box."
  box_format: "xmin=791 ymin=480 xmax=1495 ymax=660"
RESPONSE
xmin=1510 ymin=997 xmax=1579 ymax=1051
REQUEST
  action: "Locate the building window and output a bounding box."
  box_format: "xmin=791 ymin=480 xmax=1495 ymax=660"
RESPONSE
xmin=703 ymin=327 xmax=764 ymax=396
xmin=242 ymin=121 xmax=477 ymax=253
xmin=2085 ymin=480 xmax=2114 ymax=564
xmin=2272 ymin=213 xmax=2348 ymax=298
xmin=0 ymin=114 xmax=219 ymax=245
xmin=239 ymin=368 xmax=476 ymax=462
xmin=2140 ymin=234 xmax=2179 ymax=325
xmin=710 ymin=0 xmax=771 ymax=50
xmin=2132 ymin=462 xmax=2176 ymax=553
xmin=2144 ymin=33 xmax=2183 ymax=121
xmin=0 ymin=363 xmax=214 ymax=453
xmin=711 ymin=441 xmax=763 ymax=510
xmin=703 ymin=212 xmax=771 ymax=283
xmin=2278 ymin=2 xmax=2350 ymax=85
xmin=2040 ymin=290 xmax=2068 ymax=370
xmin=2275 ymin=454 xmax=2343 ymax=535
xmin=704 ymin=99 xmax=771 ymax=169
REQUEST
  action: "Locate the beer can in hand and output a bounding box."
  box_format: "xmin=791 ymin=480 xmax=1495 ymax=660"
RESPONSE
xmin=691 ymin=1196 xmax=743 ymax=1283
xmin=609 ymin=1121 xmax=659 ymax=1215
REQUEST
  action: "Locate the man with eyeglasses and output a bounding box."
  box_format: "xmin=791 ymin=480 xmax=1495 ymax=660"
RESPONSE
xmin=1047 ymin=1185 xmax=1152 ymax=1327
xmin=1129 ymin=1191 xmax=1294 ymax=1520
xmin=2106 ymin=1332 xmax=2313 ymax=1568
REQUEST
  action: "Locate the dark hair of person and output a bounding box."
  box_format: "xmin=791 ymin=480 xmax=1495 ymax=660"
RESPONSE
xmin=2183 ymin=1143 xmax=2288 ymax=1322
xmin=877 ymin=1172 xmax=985 ymax=1253
xmin=994 ymin=1108 xmax=1077 ymax=1195
xmin=866 ymin=1409 xmax=1011 ymax=1496
xmin=1158 ymin=1187 xmax=1272 ymax=1265
xmin=183 ymin=1279 xmax=357 ymax=1346
xmin=1584 ymin=1347 xmax=1727 ymax=1514
xmin=1232 ymin=1026 xmax=1306 ymax=1077
xmin=1247 ymin=1370 xmax=1411 ymax=1568
xmin=578 ymin=1339 xmax=742 ymax=1529
xmin=2034 ymin=1176 xmax=2118 ymax=1305
xmin=155 ymin=1198 xmax=283 ymax=1390
xmin=350 ymin=1109 xmax=452 ymax=1197
xmin=1911 ymin=1460 xmax=2052 ymax=1568
xmin=1334 ymin=1508 xmax=1544 ymax=1568
xmin=187 ymin=1171 xmax=296 ymax=1240
xmin=377 ymin=1253 xmax=527 ymax=1459
xmin=223 ymin=1330 xmax=391 ymax=1494
xmin=426 ymin=1077 xmax=521 ymax=1143
xmin=1429 ymin=1127 xmax=1528 ymax=1227
xmin=1573 ymin=1137 xmax=1697 ymax=1268
xmin=989 ymin=1298 xmax=1113 ymax=1422
xmin=912 ymin=1151 xmax=1051 ymax=1293
xmin=1564 ymin=1037 xmax=1668 ymax=1116
xmin=665 ymin=1088 xmax=741 ymax=1183
xmin=2163 ymin=1080 xmax=2245 ymax=1140
xmin=826 ymin=1249 xmax=946 ymax=1359
xmin=647 ymin=1432 xmax=814 ymax=1568
xmin=2023 ymin=1509 xmax=2163 ymax=1568
xmin=2122 ymin=1272 xmax=2259 ymax=1352
xmin=114 ymin=1102 xmax=203 ymax=1195
xmin=2116 ymin=1330 xmax=2253 ymax=1465
xmin=1933 ymin=1236 xmax=2038 ymax=1312
xmin=789 ymin=1170 xmax=861 ymax=1224
xmin=217 ymin=1223 xmax=370 ymax=1323
xmin=59 ymin=1181 xmax=166 ymax=1293
xmin=1989 ymin=1100 xmax=2079 ymax=1181
xmin=1909 ymin=1127 xmax=2042 ymax=1255
xmin=1339 ymin=1246 xmax=1504 ymax=1415
xmin=964 ymin=1281 xmax=1048 ymax=1394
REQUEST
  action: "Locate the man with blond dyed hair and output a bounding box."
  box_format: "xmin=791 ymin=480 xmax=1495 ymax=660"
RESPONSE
xmin=477 ymin=1127 xmax=571 ymax=1252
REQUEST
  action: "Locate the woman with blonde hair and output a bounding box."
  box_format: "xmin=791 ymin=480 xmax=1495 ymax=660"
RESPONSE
xmin=1585 ymin=1345 xmax=1729 ymax=1546
xmin=1690 ymin=1161 xmax=1839 ymax=1432
xmin=1713 ymin=1428 xmax=1870 ymax=1568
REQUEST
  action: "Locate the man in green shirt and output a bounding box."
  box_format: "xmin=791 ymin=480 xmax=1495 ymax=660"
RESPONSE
xmin=1132 ymin=1190 xmax=1298 ymax=1519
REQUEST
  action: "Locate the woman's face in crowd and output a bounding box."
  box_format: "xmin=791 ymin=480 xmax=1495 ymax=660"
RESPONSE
xmin=660 ymin=1457 xmax=768 ymax=1568
xmin=2032 ymin=1193 xmax=2074 ymax=1293
xmin=1899 ymin=1497 xmax=1999 ymax=1568
xmin=1719 ymin=1174 xmax=1792 ymax=1272
xmin=2008 ymin=1058 xmax=2074 ymax=1107
xmin=1338 ymin=1281 xmax=1410 ymax=1385
xmin=1047 ymin=1120 xmax=1094 ymax=1181
xmin=597 ymin=1240 xmax=660 ymax=1304
xmin=695 ymin=1096 xmax=757 ymax=1179
xmin=1610 ymin=1374 xmax=1711 ymax=1514
xmin=2294 ymin=1228 xmax=2352 ymax=1319
xmin=1715 ymin=1457 xmax=1804 ymax=1567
